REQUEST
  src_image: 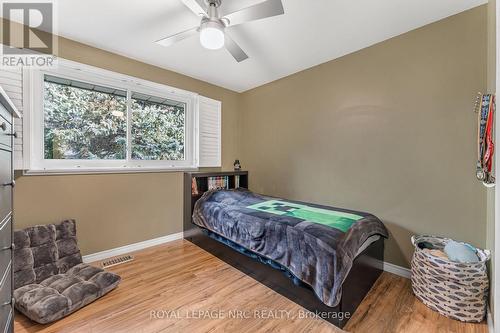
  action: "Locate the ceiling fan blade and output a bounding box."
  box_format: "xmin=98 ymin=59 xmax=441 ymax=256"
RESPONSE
xmin=155 ymin=27 xmax=199 ymax=47
xmin=225 ymin=34 xmax=248 ymax=62
xmin=223 ymin=0 xmax=284 ymax=27
xmin=180 ymin=0 xmax=207 ymax=17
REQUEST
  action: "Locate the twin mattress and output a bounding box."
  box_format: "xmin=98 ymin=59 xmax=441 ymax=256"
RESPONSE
xmin=192 ymin=189 xmax=388 ymax=307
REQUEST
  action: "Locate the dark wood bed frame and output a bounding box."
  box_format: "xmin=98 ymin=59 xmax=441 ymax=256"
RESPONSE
xmin=183 ymin=171 xmax=384 ymax=328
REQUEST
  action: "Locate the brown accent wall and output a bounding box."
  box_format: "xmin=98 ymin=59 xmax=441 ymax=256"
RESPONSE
xmin=240 ymin=6 xmax=488 ymax=267
xmin=14 ymin=36 xmax=241 ymax=256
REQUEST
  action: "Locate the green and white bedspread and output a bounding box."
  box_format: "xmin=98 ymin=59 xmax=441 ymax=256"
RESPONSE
xmin=192 ymin=189 xmax=388 ymax=307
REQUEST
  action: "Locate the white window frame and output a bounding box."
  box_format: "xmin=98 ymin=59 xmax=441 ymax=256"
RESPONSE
xmin=23 ymin=59 xmax=199 ymax=174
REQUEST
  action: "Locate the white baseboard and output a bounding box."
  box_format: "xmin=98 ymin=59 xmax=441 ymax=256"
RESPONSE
xmin=82 ymin=232 xmax=184 ymax=263
xmin=487 ymin=306 xmax=494 ymax=333
xmin=83 ymin=232 xmax=413 ymax=280
xmin=383 ymin=261 xmax=412 ymax=279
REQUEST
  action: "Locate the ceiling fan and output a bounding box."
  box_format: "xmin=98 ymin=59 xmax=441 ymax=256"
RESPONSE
xmin=155 ymin=0 xmax=285 ymax=62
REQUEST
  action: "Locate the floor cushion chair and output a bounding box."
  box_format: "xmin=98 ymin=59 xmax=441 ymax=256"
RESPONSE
xmin=13 ymin=220 xmax=121 ymax=324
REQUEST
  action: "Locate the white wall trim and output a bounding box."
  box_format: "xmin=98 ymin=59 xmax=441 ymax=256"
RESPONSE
xmin=383 ymin=261 xmax=412 ymax=279
xmin=487 ymin=306 xmax=494 ymax=333
xmin=82 ymin=232 xmax=183 ymax=263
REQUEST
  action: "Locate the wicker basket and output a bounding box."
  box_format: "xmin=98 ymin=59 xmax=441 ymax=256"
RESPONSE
xmin=410 ymin=235 xmax=490 ymax=322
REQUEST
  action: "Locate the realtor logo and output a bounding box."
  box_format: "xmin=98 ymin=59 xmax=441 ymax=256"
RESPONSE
xmin=1 ymin=1 xmax=57 ymax=67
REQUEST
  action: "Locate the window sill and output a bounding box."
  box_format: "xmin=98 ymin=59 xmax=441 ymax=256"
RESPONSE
xmin=22 ymin=166 xmax=199 ymax=176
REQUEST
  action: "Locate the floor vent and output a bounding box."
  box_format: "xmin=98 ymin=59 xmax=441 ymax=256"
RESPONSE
xmin=101 ymin=255 xmax=134 ymax=268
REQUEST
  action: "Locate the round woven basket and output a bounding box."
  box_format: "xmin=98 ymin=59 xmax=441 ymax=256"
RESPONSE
xmin=410 ymin=235 xmax=490 ymax=323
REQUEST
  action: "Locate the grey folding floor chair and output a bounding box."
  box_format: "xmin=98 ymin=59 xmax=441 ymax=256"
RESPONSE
xmin=13 ymin=220 xmax=121 ymax=324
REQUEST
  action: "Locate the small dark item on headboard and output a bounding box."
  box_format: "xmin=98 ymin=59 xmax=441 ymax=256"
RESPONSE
xmin=233 ymin=159 xmax=241 ymax=170
xmin=183 ymin=171 xmax=248 ymax=235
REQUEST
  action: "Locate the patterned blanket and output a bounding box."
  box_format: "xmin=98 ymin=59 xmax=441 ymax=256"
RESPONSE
xmin=192 ymin=189 xmax=388 ymax=307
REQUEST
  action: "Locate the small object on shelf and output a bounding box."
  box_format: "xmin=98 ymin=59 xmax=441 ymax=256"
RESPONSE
xmin=191 ymin=177 xmax=199 ymax=196
xmin=234 ymin=159 xmax=241 ymax=170
xmin=235 ymin=175 xmax=240 ymax=188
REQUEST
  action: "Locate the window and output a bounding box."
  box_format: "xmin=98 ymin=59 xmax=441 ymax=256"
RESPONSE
xmin=26 ymin=61 xmax=199 ymax=172
xmin=44 ymin=75 xmax=128 ymax=160
xmin=130 ymin=92 xmax=185 ymax=161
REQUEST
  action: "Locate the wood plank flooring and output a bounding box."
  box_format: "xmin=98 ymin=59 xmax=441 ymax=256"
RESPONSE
xmin=14 ymin=240 xmax=488 ymax=333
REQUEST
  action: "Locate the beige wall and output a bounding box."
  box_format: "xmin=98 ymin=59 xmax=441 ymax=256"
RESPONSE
xmin=15 ymin=173 xmax=183 ymax=255
xmin=14 ymin=37 xmax=241 ymax=256
xmin=240 ymin=6 xmax=488 ymax=267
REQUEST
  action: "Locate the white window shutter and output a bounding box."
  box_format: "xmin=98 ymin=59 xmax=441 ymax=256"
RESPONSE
xmin=198 ymin=95 xmax=221 ymax=167
xmin=0 ymin=67 xmax=23 ymax=169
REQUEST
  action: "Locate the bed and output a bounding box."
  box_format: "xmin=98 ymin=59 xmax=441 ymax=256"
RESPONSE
xmin=184 ymin=182 xmax=388 ymax=328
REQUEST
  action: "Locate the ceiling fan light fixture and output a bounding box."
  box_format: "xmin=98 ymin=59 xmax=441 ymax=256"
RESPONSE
xmin=158 ymin=0 xmax=284 ymax=61
xmin=199 ymin=20 xmax=225 ymax=50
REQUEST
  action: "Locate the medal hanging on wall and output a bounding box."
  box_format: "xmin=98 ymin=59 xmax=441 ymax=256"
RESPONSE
xmin=475 ymin=93 xmax=495 ymax=187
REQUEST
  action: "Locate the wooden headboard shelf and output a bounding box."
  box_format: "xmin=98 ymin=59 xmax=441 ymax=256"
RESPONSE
xmin=183 ymin=171 xmax=248 ymax=235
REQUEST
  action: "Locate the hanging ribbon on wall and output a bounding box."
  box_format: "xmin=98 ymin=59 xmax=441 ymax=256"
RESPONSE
xmin=474 ymin=92 xmax=495 ymax=187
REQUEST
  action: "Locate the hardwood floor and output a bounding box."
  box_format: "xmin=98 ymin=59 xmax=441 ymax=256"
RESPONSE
xmin=14 ymin=240 xmax=488 ymax=333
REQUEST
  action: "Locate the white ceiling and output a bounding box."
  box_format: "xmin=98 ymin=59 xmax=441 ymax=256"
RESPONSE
xmin=47 ymin=0 xmax=488 ymax=92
